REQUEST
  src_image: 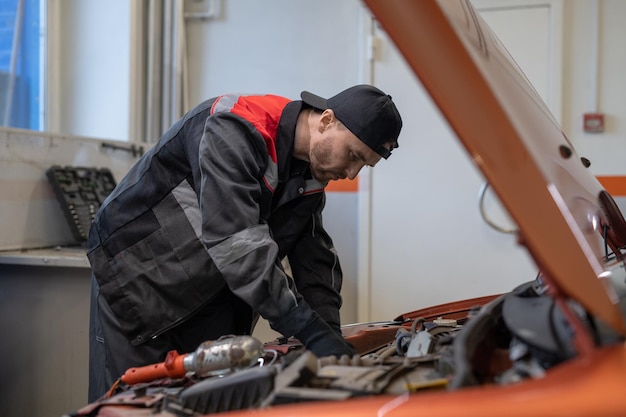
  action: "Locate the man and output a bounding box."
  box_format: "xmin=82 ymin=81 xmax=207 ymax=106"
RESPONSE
xmin=87 ymin=84 xmax=402 ymax=401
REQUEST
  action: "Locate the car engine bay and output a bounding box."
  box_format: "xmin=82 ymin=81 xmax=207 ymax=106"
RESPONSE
xmin=70 ymin=267 xmax=626 ymax=417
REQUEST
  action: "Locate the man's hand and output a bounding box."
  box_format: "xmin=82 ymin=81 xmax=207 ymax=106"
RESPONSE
xmin=295 ymin=315 xmax=356 ymax=358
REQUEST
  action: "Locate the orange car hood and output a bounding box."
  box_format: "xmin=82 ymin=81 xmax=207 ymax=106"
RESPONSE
xmin=365 ymin=0 xmax=626 ymax=335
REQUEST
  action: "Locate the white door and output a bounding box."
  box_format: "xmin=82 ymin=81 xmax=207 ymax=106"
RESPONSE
xmin=363 ymin=1 xmax=563 ymax=321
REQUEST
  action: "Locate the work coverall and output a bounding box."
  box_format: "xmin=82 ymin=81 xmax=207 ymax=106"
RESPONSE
xmin=87 ymin=94 xmax=353 ymax=401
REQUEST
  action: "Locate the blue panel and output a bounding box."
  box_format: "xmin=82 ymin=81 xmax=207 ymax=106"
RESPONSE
xmin=0 ymin=0 xmax=17 ymax=70
xmin=22 ymin=0 xmax=40 ymax=128
xmin=0 ymin=0 xmax=40 ymax=129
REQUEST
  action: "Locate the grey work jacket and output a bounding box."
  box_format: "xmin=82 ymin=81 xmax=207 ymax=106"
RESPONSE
xmin=87 ymin=95 xmax=343 ymax=346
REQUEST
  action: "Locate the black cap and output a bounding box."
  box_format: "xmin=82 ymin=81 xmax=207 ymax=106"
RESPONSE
xmin=300 ymin=84 xmax=402 ymax=159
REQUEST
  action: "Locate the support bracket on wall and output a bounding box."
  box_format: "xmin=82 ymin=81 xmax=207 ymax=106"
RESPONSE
xmin=184 ymin=0 xmax=222 ymax=21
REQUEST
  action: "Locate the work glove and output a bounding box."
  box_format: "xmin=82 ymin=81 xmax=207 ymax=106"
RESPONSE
xmin=294 ymin=315 xmax=357 ymax=358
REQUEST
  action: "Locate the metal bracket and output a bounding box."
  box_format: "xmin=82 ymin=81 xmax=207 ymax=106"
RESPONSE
xmin=101 ymin=142 xmax=144 ymax=158
xmin=185 ymin=0 xmax=221 ymax=21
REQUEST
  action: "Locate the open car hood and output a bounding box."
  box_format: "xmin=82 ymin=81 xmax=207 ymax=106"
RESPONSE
xmin=364 ymin=0 xmax=626 ymax=335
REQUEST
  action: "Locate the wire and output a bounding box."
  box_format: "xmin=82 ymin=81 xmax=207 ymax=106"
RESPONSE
xmin=600 ymin=224 xmax=624 ymax=262
xmin=395 ymin=331 xmax=412 ymax=356
xmin=603 ymin=224 xmax=609 ymax=259
xmin=104 ymin=378 xmax=122 ymax=399
xmin=410 ymin=318 xmax=425 ymax=334
xmin=478 ymin=182 xmax=517 ymax=234
xmin=259 ymin=349 xmax=278 ymax=367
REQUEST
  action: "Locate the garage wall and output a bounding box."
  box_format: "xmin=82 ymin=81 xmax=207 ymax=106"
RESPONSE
xmin=47 ymin=0 xmax=130 ymax=140
xmin=563 ymin=0 xmax=626 ymax=174
xmin=364 ymin=1 xmax=563 ymax=321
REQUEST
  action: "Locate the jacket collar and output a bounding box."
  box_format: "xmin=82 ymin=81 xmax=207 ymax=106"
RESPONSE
xmin=276 ymin=100 xmax=306 ymax=182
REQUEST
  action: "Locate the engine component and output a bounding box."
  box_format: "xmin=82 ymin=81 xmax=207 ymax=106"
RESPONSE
xmin=121 ymin=335 xmax=264 ymax=385
xmin=164 ymin=366 xmax=276 ymax=416
xmin=502 ymin=281 xmax=577 ymax=368
xmin=406 ymin=331 xmax=433 ymax=358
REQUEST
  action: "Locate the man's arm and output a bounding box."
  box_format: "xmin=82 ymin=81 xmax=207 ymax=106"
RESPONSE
xmin=287 ymin=194 xmax=344 ymax=337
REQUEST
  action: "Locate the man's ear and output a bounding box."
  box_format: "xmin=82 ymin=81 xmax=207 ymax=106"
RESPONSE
xmin=318 ymin=109 xmax=335 ymax=133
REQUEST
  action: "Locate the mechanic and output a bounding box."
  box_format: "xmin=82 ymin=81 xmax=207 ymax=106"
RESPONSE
xmin=87 ymin=84 xmax=403 ymax=401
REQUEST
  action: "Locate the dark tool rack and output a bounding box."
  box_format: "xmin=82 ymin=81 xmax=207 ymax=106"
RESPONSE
xmin=46 ymin=165 xmax=117 ymax=242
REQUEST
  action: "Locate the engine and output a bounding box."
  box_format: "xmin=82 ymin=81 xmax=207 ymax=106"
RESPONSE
xmin=71 ymin=272 xmax=626 ymax=417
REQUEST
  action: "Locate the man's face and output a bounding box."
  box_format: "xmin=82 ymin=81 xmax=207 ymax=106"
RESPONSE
xmin=308 ymin=113 xmax=384 ymax=183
